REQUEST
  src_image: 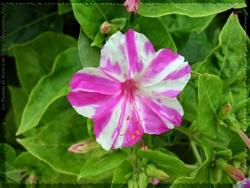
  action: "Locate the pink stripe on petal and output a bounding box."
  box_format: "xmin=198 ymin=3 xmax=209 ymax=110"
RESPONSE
xmin=164 ymin=64 xmax=191 ymax=80
xmin=125 ymin=29 xmax=143 ymax=75
xmin=142 ymin=96 xmax=183 ymax=126
xmin=94 ymin=111 xmax=113 ymax=138
xmin=67 ymin=91 xmax=110 ymax=107
xmin=70 ymin=72 xmax=120 ymax=94
xmin=101 ymin=59 xmax=121 ymax=75
xmin=145 ymin=49 xmax=179 ymax=79
xmin=144 ymin=41 xmax=155 ymax=55
xmin=123 ymin=108 xmax=144 ymax=147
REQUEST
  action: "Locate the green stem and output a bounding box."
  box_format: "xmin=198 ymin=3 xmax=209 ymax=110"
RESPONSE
xmin=175 ymin=126 xmax=191 ymax=137
xmin=190 ymin=140 xmax=202 ymax=164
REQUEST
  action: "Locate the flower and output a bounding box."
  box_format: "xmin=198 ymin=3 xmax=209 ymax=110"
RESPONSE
xmin=234 ymin=178 xmax=250 ymax=188
xmin=67 ymin=29 xmax=191 ymax=150
xmin=124 ymin=0 xmax=140 ymax=13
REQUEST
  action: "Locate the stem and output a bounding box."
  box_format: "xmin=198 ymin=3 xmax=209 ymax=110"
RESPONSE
xmin=175 ymin=126 xmax=191 ymax=137
xmin=190 ymin=140 xmax=202 ymax=164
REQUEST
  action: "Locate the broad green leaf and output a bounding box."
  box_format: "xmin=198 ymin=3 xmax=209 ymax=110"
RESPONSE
xmin=0 ymin=144 xmax=21 ymax=184
xmin=196 ymin=74 xmax=223 ymax=138
xmin=136 ymin=17 xmax=176 ymax=51
xmin=8 ymin=86 xmax=28 ymax=126
xmin=138 ymin=2 xmax=246 ymax=18
xmin=111 ymin=162 xmax=132 ymax=186
xmin=78 ymin=151 xmax=127 ymax=180
xmin=170 ymin=143 xmax=213 ymax=187
xmin=4 ymin=4 xmax=64 ymax=54
xmin=138 ymin=149 xmax=192 ymax=182
xmin=17 ymin=113 xmax=89 ymax=176
xmin=160 ymin=14 xmax=215 ymax=33
xmin=179 ymin=80 xmax=197 ymax=122
xmin=78 ymin=29 xmax=100 ymax=67
xmin=16 ymin=47 xmax=81 ymax=135
xmin=14 ymin=152 xmax=76 ymax=183
xmin=71 ymin=1 xmax=128 ymax=40
xmin=195 ymin=13 xmax=247 ymax=129
xmin=58 ymin=3 xmax=72 ymax=15
xmin=11 ymin=32 xmax=77 ymax=94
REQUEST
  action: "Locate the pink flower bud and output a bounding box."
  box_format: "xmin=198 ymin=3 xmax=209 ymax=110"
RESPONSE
xmin=68 ymin=140 xmax=98 ymax=154
xmin=124 ymin=0 xmax=140 ymax=13
xmin=238 ymin=130 xmax=250 ymax=150
xmin=100 ymin=21 xmax=111 ymax=35
xmin=150 ymin=177 xmax=160 ymax=185
xmin=225 ymin=165 xmax=246 ymax=182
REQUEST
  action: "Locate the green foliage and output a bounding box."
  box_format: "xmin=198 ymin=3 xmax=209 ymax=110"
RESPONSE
xmin=3 ymin=1 xmax=249 ymax=187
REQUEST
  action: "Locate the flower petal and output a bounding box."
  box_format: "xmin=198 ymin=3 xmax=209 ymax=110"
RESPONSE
xmin=100 ymin=29 xmax=155 ymax=81
xmin=112 ymin=102 xmax=144 ymax=149
xmin=140 ymin=48 xmax=186 ymax=86
xmin=70 ymin=68 xmax=120 ymax=95
xmin=142 ymin=62 xmax=191 ymax=98
xmin=135 ymin=94 xmax=183 ymax=134
xmin=67 ymin=91 xmax=115 ymax=118
xmin=93 ymin=95 xmax=125 ymax=150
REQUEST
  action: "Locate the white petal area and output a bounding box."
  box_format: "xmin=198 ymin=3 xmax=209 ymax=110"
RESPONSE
xmin=100 ymin=32 xmax=128 ymax=82
xmin=140 ymin=61 xmax=191 ymax=98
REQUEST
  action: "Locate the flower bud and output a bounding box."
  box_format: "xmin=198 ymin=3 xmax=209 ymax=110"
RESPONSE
xmin=234 ymin=178 xmax=250 ymax=188
xmin=140 ymin=145 xmax=148 ymax=151
xmin=68 ymin=140 xmax=99 ymax=154
xmin=238 ymin=130 xmax=250 ymax=150
xmin=100 ymin=21 xmax=111 ymax=35
xmin=225 ymin=165 xmax=246 ymax=182
xmin=150 ymin=177 xmax=160 ymax=185
xmin=123 ymin=0 xmax=140 ymax=13
xmin=27 ymin=175 xmax=38 ymax=184
xmin=219 ymin=103 xmax=232 ymax=119
xmin=146 ymin=164 xmax=169 ymax=181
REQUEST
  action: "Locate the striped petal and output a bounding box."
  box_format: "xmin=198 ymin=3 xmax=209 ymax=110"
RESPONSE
xmin=93 ymin=95 xmax=125 ymax=150
xmin=100 ymin=29 xmax=155 ymax=81
xmin=140 ymin=48 xmax=187 ymax=87
xmin=135 ymin=94 xmax=183 ymax=134
xmin=70 ymin=68 xmax=121 ymax=95
xmin=67 ymin=91 xmax=116 ymax=118
xmin=142 ymin=61 xmax=191 ymax=98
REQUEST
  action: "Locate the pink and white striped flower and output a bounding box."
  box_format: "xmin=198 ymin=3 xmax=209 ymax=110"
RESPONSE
xmin=67 ymin=29 xmax=191 ymax=150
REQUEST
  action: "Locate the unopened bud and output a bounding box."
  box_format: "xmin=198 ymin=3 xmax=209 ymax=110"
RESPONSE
xmin=27 ymin=175 xmax=38 ymax=184
xmin=219 ymin=103 xmax=232 ymax=119
xmin=146 ymin=164 xmax=169 ymax=181
xmin=68 ymin=140 xmax=99 ymax=154
xmin=100 ymin=21 xmax=111 ymax=35
xmin=124 ymin=0 xmax=140 ymax=13
xmin=225 ymin=165 xmax=246 ymax=182
xmin=217 ymin=158 xmax=245 ymax=182
xmin=150 ymin=177 xmax=160 ymax=185
xmin=140 ymin=145 xmax=148 ymax=151
xmin=238 ymin=130 xmax=250 ymax=150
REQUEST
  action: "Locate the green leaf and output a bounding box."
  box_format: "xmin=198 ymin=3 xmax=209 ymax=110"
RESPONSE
xmin=17 ymin=113 xmax=89 ymax=176
xmin=8 ymin=86 xmax=28 ymax=126
xmin=14 ymin=152 xmax=76 ymax=183
xmin=78 ymin=29 xmax=100 ymax=67
xmin=160 ymin=14 xmax=215 ymax=33
xmin=58 ymin=3 xmax=72 ymax=15
xmin=196 ymin=73 xmax=223 ymax=138
xmin=71 ymin=2 xmax=128 ymax=40
xmin=138 ymin=2 xmax=246 ymax=18
xmin=11 ymin=32 xmax=77 ymax=94
xmin=78 ymin=151 xmax=127 ymax=180
xmin=4 ymin=4 xmax=64 ymax=54
xmin=111 ymin=162 xmax=132 ymax=186
xmin=138 ymin=150 xmax=192 ymax=182
xmin=195 ymin=13 xmax=247 ymax=129
xmin=136 ymin=17 xmax=176 ymax=51
xmin=16 ymin=47 xmax=81 ymax=135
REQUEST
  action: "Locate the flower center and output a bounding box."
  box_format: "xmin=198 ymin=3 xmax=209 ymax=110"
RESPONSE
xmin=121 ymin=79 xmax=137 ymax=99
